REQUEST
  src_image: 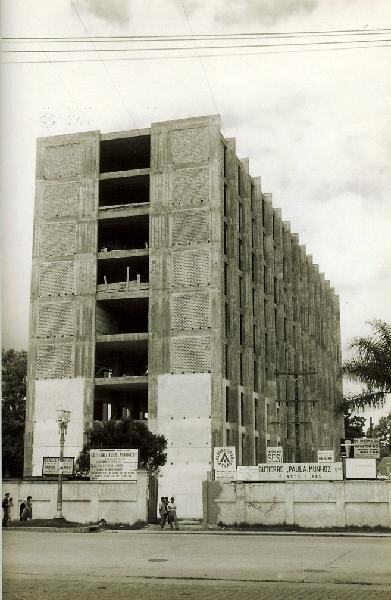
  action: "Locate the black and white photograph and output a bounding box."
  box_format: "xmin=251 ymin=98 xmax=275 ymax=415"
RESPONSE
xmin=1 ymin=1 xmax=391 ymax=599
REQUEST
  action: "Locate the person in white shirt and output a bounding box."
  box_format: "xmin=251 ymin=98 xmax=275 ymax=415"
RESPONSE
xmin=167 ymin=496 xmax=180 ymax=530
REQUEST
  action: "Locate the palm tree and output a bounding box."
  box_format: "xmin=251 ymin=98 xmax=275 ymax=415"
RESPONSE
xmin=343 ymin=319 xmax=391 ymax=410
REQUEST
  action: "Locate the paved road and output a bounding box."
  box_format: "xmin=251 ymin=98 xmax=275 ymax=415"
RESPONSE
xmin=3 ymin=530 xmax=391 ymax=599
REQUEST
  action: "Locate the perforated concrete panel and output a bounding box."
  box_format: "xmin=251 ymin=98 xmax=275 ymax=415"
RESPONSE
xmin=41 ymin=222 xmax=77 ymax=257
xmin=157 ymin=373 xmax=212 ymax=518
xmin=171 ymin=248 xmax=210 ymax=287
xmin=170 ymin=335 xmax=211 ymax=373
xmin=170 ymin=127 xmax=210 ymax=163
xmin=36 ymin=344 xmax=73 ymax=379
xmin=44 ymin=143 xmax=80 ymax=179
xmin=37 ymin=302 xmax=74 ymax=338
xmin=42 ymin=182 xmax=79 ymax=218
xmin=171 ymin=167 xmax=209 ymax=205
xmin=170 ymin=293 xmax=211 ymax=330
xmin=39 ymin=261 xmax=74 ymax=296
xmin=32 ymin=378 xmax=85 ymax=476
xmin=171 ymin=210 xmax=211 ymax=246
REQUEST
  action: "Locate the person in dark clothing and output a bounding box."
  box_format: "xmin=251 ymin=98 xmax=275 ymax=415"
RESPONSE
xmin=20 ymin=496 xmax=33 ymax=521
xmin=2 ymin=493 xmax=10 ymax=527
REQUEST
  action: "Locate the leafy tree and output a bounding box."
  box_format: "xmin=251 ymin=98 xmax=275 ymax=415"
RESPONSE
xmin=2 ymin=349 xmax=27 ymax=477
xmin=343 ymin=319 xmax=391 ymax=411
xmin=75 ymin=418 xmax=167 ymax=477
xmin=344 ymin=412 xmax=366 ymax=440
xmin=370 ymin=414 xmax=391 ymax=458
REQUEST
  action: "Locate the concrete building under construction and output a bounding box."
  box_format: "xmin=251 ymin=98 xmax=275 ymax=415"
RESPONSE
xmin=24 ymin=115 xmax=344 ymax=517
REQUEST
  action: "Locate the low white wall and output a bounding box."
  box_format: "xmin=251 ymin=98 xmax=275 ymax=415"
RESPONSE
xmin=203 ymin=480 xmax=391 ymax=528
xmin=3 ymin=471 xmax=149 ymax=524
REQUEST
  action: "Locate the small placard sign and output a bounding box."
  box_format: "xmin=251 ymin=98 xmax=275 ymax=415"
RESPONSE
xmin=317 ymin=450 xmax=334 ymax=463
xmin=42 ymin=457 xmax=74 ymax=476
xmin=266 ymin=447 xmax=283 ymax=463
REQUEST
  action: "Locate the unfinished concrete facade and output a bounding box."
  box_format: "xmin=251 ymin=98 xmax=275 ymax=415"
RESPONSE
xmin=24 ymin=115 xmax=344 ymax=517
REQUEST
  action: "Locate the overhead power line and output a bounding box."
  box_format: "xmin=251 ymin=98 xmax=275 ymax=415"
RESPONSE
xmin=2 ymin=27 xmax=391 ymax=42
xmin=3 ymin=36 xmax=391 ymax=53
xmin=3 ymin=41 xmax=390 ymax=64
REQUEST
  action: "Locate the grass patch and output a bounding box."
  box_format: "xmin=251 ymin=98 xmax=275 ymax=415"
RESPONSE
xmin=9 ymin=519 xmax=82 ymax=528
xmin=216 ymin=521 xmax=391 ymax=533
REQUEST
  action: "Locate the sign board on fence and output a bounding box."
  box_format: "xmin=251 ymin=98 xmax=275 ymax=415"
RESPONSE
xmin=42 ymin=457 xmax=74 ymax=476
xmin=266 ymin=447 xmax=283 ymax=463
xmin=89 ymin=449 xmax=138 ymax=481
xmin=353 ymin=438 xmax=380 ymax=459
xmin=240 ymin=463 xmax=343 ymax=481
xmin=257 ymin=464 xmax=286 ymax=481
xmin=284 ymin=462 xmax=343 ymax=481
xmin=214 ymin=447 xmax=236 ymax=481
xmin=317 ymin=450 xmax=334 ymax=463
xmin=236 ymin=466 xmax=261 ymax=481
xmin=345 ymin=458 xmax=377 ymax=479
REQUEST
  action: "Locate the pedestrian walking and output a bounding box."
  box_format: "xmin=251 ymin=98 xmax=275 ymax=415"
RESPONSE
xmin=20 ymin=496 xmax=33 ymax=521
xmin=167 ymin=496 xmax=180 ymax=530
xmin=159 ymin=497 xmax=169 ymax=530
xmin=2 ymin=493 xmax=11 ymax=527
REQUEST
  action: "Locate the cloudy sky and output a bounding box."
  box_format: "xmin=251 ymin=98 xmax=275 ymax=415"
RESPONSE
xmin=1 ymin=0 xmax=390 ymax=419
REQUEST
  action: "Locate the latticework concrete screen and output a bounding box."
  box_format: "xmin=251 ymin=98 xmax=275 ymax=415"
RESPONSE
xmin=39 ymin=261 xmax=74 ymax=296
xmin=171 ymin=249 xmax=210 ymax=287
xmin=170 ymin=336 xmax=211 ymax=373
xmin=171 ymin=210 xmax=211 ymax=246
xmin=37 ymin=302 xmax=74 ymax=338
xmin=36 ymin=344 xmax=73 ymax=379
xmin=171 ymin=167 xmax=210 ymax=205
xmin=170 ymin=294 xmax=211 ymax=330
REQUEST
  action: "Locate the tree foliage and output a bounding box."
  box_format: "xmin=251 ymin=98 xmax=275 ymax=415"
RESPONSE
xmin=343 ymin=319 xmax=391 ymax=410
xmin=344 ymin=412 xmax=366 ymax=440
xmin=371 ymin=414 xmax=391 ymax=457
xmin=75 ymin=418 xmax=167 ymax=477
xmin=2 ymin=349 xmax=27 ymax=477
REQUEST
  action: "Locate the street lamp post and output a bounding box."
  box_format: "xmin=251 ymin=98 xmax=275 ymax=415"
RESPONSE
xmin=55 ymin=409 xmax=71 ymax=520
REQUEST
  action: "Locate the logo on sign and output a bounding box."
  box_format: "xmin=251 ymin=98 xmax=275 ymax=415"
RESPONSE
xmin=215 ymin=447 xmax=235 ymax=469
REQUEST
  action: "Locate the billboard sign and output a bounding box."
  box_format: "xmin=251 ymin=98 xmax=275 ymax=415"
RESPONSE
xmin=214 ymin=447 xmax=236 ymax=481
xmin=266 ymin=447 xmax=283 ymax=463
xmin=284 ymin=462 xmax=343 ymax=481
xmin=89 ymin=449 xmax=138 ymax=481
xmin=42 ymin=457 xmax=74 ymax=476
xmin=353 ymin=438 xmax=380 ymax=459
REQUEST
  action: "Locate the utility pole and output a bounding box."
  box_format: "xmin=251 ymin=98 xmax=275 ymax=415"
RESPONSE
xmin=275 ymin=370 xmax=317 ymax=462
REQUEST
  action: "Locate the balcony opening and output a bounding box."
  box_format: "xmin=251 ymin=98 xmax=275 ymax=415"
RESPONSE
xmin=95 ymin=338 xmax=148 ymax=378
xmin=94 ymin=387 xmax=148 ymax=421
xmin=99 ymin=175 xmax=149 ymax=207
xmin=97 ymin=255 xmax=149 ymax=288
xmin=98 ymin=215 xmax=149 ymax=252
xmin=100 ymin=135 xmax=150 ymax=173
xmin=96 ymin=297 xmax=148 ymax=335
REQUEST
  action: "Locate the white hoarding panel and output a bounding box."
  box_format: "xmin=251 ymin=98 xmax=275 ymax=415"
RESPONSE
xmin=284 ymin=463 xmax=343 ymax=481
xmin=317 ymin=450 xmax=334 ymax=463
xmin=345 ymin=458 xmax=377 ymax=479
xmin=89 ymin=449 xmax=138 ymax=481
xmin=266 ymin=447 xmax=283 ymax=463
xmin=257 ymin=464 xmax=286 ymax=481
